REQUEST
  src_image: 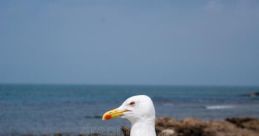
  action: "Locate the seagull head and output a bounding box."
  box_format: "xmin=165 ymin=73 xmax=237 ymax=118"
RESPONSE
xmin=102 ymin=95 xmax=155 ymax=124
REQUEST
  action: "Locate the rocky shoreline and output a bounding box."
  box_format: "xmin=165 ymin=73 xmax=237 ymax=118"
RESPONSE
xmin=8 ymin=117 xmax=259 ymax=136
xmin=122 ymin=117 xmax=259 ymax=136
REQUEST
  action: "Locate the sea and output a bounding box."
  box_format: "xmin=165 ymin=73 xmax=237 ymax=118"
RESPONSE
xmin=0 ymin=84 xmax=259 ymax=135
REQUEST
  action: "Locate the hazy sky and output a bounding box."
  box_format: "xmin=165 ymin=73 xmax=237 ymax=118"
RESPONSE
xmin=0 ymin=0 xmax=259 ymax=86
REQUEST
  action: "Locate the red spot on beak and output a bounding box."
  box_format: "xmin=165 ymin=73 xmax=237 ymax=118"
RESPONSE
xmin=105 ymin=114 xmax=112 ymax=120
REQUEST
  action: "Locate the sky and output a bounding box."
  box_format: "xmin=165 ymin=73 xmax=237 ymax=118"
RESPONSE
xmin=0 ymin=0 xmax=259 ymax=86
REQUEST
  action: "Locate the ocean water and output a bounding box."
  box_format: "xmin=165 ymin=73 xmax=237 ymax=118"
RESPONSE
xmin=0 ymin=84 xmax=259 ymax=135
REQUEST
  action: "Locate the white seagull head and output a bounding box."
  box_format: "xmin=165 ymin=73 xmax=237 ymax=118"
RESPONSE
xmin=102 ymin=95 xmax=156 ymax=124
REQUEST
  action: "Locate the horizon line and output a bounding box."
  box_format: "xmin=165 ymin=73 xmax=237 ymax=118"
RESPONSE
xmin=0 ymin=82 xmax=258 ymax=88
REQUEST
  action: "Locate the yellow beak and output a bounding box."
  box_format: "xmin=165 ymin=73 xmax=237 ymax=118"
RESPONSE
xmin=102 ymin=108 xmax=126 ymax=120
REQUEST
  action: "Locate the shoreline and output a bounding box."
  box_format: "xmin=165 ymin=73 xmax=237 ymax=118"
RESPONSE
xmin=154 ymin=116 xmax=259 ymax=136
xmin=3 ymin=117 xmax=259 ymax=136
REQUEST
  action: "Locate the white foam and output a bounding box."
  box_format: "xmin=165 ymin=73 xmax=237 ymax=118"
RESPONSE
xmin=205 ymin=105 xmax=236 ymax=110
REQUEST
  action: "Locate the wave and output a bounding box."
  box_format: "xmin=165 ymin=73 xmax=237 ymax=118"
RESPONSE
xmin=205 ymin=105 xmax=236 ymax=110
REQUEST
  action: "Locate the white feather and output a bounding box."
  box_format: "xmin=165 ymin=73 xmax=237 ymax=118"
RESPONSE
xmin=118 ymin=95 xmax=156 ymax=136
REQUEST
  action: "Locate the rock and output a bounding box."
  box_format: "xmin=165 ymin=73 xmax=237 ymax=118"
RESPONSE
xmin=205 ymin=120 xmax=259 ymax=136
xmin=120 ymin=117 xmax=259 ymax=136
xmin=226 ymin=117 xmax=259 ymax=132
xmin=155 ymin=117 xmax=180 ymax=135
xmin=158 ymin=129 xmax=175 ymax=136
xmin=121 ymin=126 xmax=130 ymax=136
xmin=156 ymin=117 xmax=179 ymax=128
xmin=241 ymin=92 xmax=259 ymax=97
xmin=181 ymin=118 xmax=206 ymax=126
xmin=175 ymin=124 xmax=205 ymax=136
xmin=250 ymin=92 xmax=259 ymax=97
xmin=154 ymin=117 xmax=259 ymax=136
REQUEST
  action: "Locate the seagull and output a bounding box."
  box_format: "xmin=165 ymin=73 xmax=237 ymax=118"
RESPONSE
xmin=102 ymin=95 xmax=156 ymax=136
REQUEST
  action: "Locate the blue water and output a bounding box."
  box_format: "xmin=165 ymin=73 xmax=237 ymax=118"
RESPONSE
xmin=0 ymin=84 xmax=259 ymax=135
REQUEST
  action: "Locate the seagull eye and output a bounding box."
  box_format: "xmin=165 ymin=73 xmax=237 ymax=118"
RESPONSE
xmin=129 ymin=101 xmax=135 ymax=106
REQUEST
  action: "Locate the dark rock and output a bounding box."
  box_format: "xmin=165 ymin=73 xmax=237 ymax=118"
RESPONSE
xmin=121 ymin=126 xmax=130 ymax=136
xmin=250 ymin=92 xmax=259 ymax=97
xmin=241 ymin=92 xmax=259 ymax=97
xmin=226 ymin=117 xmax=259 ymax=132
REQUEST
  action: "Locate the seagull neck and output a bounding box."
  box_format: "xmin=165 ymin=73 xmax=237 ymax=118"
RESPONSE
xmin=130 ymin=118 xmax=156 ymax=136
